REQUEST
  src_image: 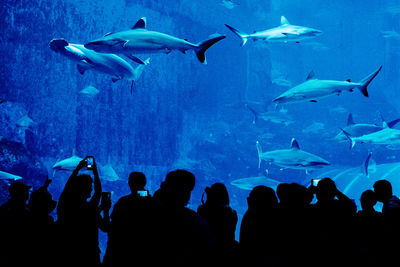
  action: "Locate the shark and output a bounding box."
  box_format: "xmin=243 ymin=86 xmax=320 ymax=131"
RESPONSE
xmin=230 ymin=173 xmax=281 ymax=191
xmin=342 ymin=121 xmax=400 ymax=148
xmin=52 ymin=149 xmax=84 ymax=174
xmin=256 ymin=138 xmax=330 ymax=172
xmin=334 ymin=114 xmax=400 ymax=142
xmin=84 ymin=17 xmax=226 ymax=64
xmin=245 ymin=104 xmax=294 ymax=125
xmin=100 ymin=163 xmax=120 ymax=182
xmin=225 ymin=16 xmax=322 ymax=47
xmin=49 ymin=38 xmax=150 ymax=91
xmin=0 ymin=171 xmax=22 ymax=181
xmin=272 ymin=66 xmax=382 ymax=104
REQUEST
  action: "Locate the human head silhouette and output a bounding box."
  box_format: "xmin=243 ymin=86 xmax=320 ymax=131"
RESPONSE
xmin=29 ymin=187 xmax=57 ymax=215
xmin=161 ymin=169 xmax=195 ymax=207
xmin=128 ymin=172 xmax=146 ymax=192
xmin=316 ymin=177 xmax=337 ymax=202
xmin=203 ymin=182 xmax=229 ymax=207
xmin=8 ymin=181 xmax=31 ymax=205
xmin=360 ymin=189 xmax=377 ymax=211
xmin=373 ymin=179 xmax=393 ymax=203
xmin=63 ymin=174 xmax=93 ymax=201
xmin=247 ymin=185 xmax=277 ymax=210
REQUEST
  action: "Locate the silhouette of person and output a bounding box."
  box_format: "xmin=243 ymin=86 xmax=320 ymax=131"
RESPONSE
xmin=373 ymin=179 xmax=400 ymax=217
xmin=0 ymin=181 xmax=32 ymax=265
xmin=27 ymin=176 xmax=57 ymax=265
xmin=197 ymin=183 xmax=238 ymax=264
xmin=355 ymin=189 xmax=382 ymax=266
xmin=239 ymin=185 xmax=279 ymax=266
xmin=373 ymin=179 xmax=400 ymax=265
xmin=103 ymin=172 xmax=160 ymax=266
xmin=276 ymin=183 xmax=314 ymax=267
xmin=157 ymin=169 xmax=215 ymax=265
xmin=309 ymin=177 xmax=357 ymax=267
xmin=56 ymin=156 xmax=109 ymax=266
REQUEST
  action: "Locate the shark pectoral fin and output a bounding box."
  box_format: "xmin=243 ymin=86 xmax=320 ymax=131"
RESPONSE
xmin=112 ymin=76 xmax=121 ymax=83
xmin=282 ymin=32 xmax=299 ymax=37
xmin=310 ymin=100 xmax=317 ymax=103
xmin=126 ymin=54 xmax=146 ymax=65
xmin=164 ymin=48 xmax=172 ymax=54
xmin=77 ymin=63 xmax=92 ymax=75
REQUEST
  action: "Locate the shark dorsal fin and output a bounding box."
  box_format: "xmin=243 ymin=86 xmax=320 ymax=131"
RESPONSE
xmin=281 ymin=16 xmax=290 ymax=25
xmin=290 ymin=138 xmax=300 ymax=149
xmin=306 ymin=71 xmax=316 ymax=80
xmin=347 ymin=113 xmax=355 ymax=125
xmin=132 ymin=17 xmax=147 ymax=29
xmin=383 ymin=121 xmax=389 ymax=128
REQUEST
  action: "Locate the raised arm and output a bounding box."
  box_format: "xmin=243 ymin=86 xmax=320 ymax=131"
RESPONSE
xmin=89 ymin=156 xmax=102 ymax=206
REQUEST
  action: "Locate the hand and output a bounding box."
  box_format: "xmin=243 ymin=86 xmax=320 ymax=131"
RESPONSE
xmin=77 ymin=157 xmax=89 ymax=170
xmin=44 ymin=175 xmax=52 ymax=188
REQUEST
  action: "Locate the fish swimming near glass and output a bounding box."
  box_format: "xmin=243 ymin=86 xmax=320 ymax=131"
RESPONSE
xmin=0 ymin=171 xmax=22 ymax=181
xmin=84 ymin=17 xmax=226 ymax=64
xmin=342 ymin=120 xmax=400 ymax=148
xmin=49 ymin=38 xmax=150 ymax=90
xmin=256 ymin=138 xmax=330 ymax=173
xmin=230 ymin=170 xmax=281 ymax=190
xmin=334 ymin=114 xmax=400 ymax=142
xmin=52 ymin=150 xmax=83 ymax=174
xmin=100 ymin=163 xmax=120 ymax=182
xmin=272 ymin=66 xmax=382 ymax=104
xmin=80 ymin=85 xmax=100 ymax=97
xmin=225 ymin=16 xmax=322 ymax=46
xmin=245 ymin=104 xmax=294 ymax=125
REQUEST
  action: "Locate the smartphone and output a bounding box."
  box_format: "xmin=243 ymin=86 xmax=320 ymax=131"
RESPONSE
xmin=137 ymin=190 xmax=148 ymax=197
xmin=86 ymin=156 xmax=94 ymax=170
xmin=312 ymin=179 xmax=321 ymax=187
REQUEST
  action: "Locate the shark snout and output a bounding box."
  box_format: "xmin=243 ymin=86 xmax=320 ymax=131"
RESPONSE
xmin=49 ymin=38 xmax=69 ymax=52
xmin=311 ymin=29 xmax=323 ymax=36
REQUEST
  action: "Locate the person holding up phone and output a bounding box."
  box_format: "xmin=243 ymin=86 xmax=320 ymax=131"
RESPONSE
xmin=56 ymin=156 xmax=110 ymax=266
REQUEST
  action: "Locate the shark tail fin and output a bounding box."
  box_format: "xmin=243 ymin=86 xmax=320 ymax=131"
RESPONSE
xmin=256 ymin=141 xmax=263 ymax=168
xmin=388 ymin=118 xmax=400 ymax=128
xmin=341 ymin=128 xmax=355 ymax=149
xmin=195 ymin=34 xmax=226 ymax=64
xmin=245 ymin=104 xmax=258 ymax=124
xmin=357 ymin=65 xmax=382 ymax=97
xmin=224 ymin=24 xmax=248 ymax=47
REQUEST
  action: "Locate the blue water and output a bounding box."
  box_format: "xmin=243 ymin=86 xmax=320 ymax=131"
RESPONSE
xmin=1 ymin=0 xmax=400 ymax=251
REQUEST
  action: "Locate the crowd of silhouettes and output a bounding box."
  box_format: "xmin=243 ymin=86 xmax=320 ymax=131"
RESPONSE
xmin=1 ymin=155 xmax=400 ymax=266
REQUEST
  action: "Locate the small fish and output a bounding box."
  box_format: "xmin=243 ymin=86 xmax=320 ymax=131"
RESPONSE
xmin=220 ymin=0 xmax=239 ymax=9
xmin=80 ymin=86 xmax=100 ymax=97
